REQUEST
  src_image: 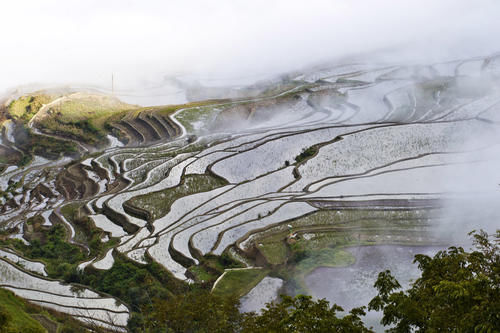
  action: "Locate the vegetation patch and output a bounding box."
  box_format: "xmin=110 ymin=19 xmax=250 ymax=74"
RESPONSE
xmin=14 ymin=126 xmax=78 ymax=160
xmin=199 ymin=252 xmax=245 ymax=274
xmin=127 ymin=174 xmax=228 ymax=220
xmin=2 ymin=224 xmax=85 ymax=279
xmin=0 ymin=287 xmax=92 ymax=333
xmin=212 ymin=268 xmax=270 ymax=298
xmin=0 ymin=146 xmax=23 ymax=168
xmin=152 ymin=99 xmax=230 ymax=118
xmin=0 ymin=288 xmax=46 ymax=333
xmin=257 ymin=240 xmax=288 ymax=265
xmin=187 ymin=265 xmax=218 ymax=283
xmin=175 ymin=105 xmax=226 ymax=133
xmin=294 ymin=146 xmax=318 ymax=164
xmin=7 ymin=94 xmax=53 ymax=122
xmin=38 ymin=94 xmax=136 ymax=145
xmin=248 ymin=209 xmax=434 ymax=246
xmin=293 ymin=247 xmax=355 ymax=276
xmin=61 ymin=203 xmax=118 ymax=257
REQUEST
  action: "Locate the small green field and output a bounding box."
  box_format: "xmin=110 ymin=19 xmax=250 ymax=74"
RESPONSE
xmin=212 ymin=268 xmax=270 ymax=298
xmin=258 ymin=240 xmax=288 ymax=265
xmin=188 ymin=265 xmax=218 ymax=283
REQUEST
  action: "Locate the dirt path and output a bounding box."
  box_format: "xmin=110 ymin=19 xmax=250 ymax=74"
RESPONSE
xmin=28 ymin=95 xmax=91 ymax=154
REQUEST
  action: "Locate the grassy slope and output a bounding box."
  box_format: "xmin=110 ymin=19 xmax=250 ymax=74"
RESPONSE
xmin=7 ymin=95 xmax=53 ymax=122
xmin=0 ymin=288 xmax=46 ymax=332
xmin=212 ymin=268 xmax=270 ymax=298
xmin=5 ymin=94 xmax=79 ymax=162
xmin=7 ymin=92 xmax=231 ymax=147
xmin=37 ymin=94 xmax=137 ymax=145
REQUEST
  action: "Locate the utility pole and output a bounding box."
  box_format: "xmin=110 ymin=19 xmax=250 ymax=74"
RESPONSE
xmin=111 ymin=73 xmax=114 ymax=95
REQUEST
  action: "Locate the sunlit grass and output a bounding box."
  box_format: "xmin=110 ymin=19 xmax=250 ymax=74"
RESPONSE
xmin=0 ymin=288 xmax=47 ymax=332
xmin=212 ymin=268 xmax=270 ymax=298
xmin=7 ymin=94 xmax=53 ymax=122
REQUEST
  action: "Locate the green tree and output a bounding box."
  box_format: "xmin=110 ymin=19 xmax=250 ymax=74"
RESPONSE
xmin=242 ymin=294 xmax=373 ymax=333
xmin=147 ymin=291 xmax=372 ymax=333
xmin=369 ymin=229 xmax=500 ymax=332
xmin=150 ymin=289 xmax=242 ymax=333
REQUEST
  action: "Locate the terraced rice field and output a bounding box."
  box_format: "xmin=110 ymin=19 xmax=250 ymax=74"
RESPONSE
xmin=1 ymin=54 xmax=500 ymax=329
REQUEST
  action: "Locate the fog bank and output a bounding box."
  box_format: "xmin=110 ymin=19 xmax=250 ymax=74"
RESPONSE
xmin=2 ymin=0 xmax=500 ymax=102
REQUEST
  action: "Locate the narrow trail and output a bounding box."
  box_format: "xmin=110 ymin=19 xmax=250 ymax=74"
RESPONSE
xmin=28 ymin=95 xmax=91 ymax=154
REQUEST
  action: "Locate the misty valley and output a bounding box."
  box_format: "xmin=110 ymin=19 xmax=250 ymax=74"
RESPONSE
xmin=1 ymin=54 xmax=500 ymax=332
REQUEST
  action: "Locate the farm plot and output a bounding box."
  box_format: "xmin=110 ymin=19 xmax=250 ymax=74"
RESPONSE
xmin=4 ymin=55 xmax=500 ymax=324
xmin=210 ymin=125 xmax=368 ymax=183
xmin=188 ymin=199 xmax=270 ymax=255
xmin=127 ymin=174 xmax=228 ymax=221
xmin=0 ymin=258 xmax=129 ymax=330
xmin=287 ymin=120 xmax=493 ymax=192
xmin=189 ymin=200 xmax=284 ymax=256
xmin=307 ymin=145 xmax=500 ymax=192
xmin=302 ymin=159 xmax=500 ymax=201
xmin=214 ymin=201 xmax=317 ymax=255
xmin=0 ymin=249 xmax=47 ymax=276
xmin=343 ymin=80 xmax=413 ymax=123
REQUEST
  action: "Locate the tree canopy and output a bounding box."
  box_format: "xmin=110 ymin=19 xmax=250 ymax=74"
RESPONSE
xmin=369 ymin=230 xmax=500 ymax=332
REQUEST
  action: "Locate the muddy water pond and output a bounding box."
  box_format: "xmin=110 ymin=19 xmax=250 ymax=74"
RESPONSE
xmin=305 ymin=245 xmax=443 ymax=329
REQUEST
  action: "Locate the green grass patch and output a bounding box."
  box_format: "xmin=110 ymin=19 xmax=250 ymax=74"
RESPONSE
xmin=49 ymin=96 xmax=133 ymax=123
xmin=212 ymin=268 xmax=270 ymax=298
xmin=188 ymin=265 xmax=218 ymax=283
xmin=174 ymin=105 xmax=225 ymax=133
xmin=127 ymin=174 xmax=228 ymax=220
xmin=258 ymin=241 xmax=288 ymax=265
xmin=8 ymin=94 xmax=53 ymax=122
xmin=201 ymin=252 xmax=245 ymax=274
xmin=249 ymin=209 xmax=432 ymax=243
xmin=277 ymin=245 xmax=356 ymax=295
xmin=152 ymin=99 xmax=230 ymax=117
xmin=0 ymin=288 xmax=46 ymax=332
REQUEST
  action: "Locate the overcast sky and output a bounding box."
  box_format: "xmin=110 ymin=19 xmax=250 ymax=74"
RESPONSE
xmin=1 ymin=0 xmax=500 ymax=93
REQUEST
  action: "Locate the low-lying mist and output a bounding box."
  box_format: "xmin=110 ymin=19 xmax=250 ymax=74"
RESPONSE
xmin=2 ymin=0 xmax=500 ymax=105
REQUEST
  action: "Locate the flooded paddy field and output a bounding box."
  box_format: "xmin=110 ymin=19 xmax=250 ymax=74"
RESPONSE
xmin=2 ymin=53 xmax=500 ymax=330
xmin=305 ymin=245 xmax=444 ymax=328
